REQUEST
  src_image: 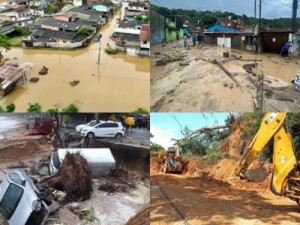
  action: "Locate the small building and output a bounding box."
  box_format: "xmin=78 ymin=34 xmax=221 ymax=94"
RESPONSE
xmin=140 ymin=23 xmax=150 ymax=55
xmin=67 ymin=6 xmax=107 ymax=26
xmin=261 ymin=29 xmax=291 ymax=53
xmin=112 ymin=27 xmax=141 ymax=55
xmin=204 ymin=24 xmax=239 ymax=48
xmin=128 ymin=2 xmax=146 ymax=12
xmin=118 ymin=20 xmax=144 ymax=30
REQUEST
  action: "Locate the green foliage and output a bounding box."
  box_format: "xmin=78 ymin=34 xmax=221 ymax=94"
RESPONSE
xmin=105 ymin=45 xmax=118 ymax=55
xmin=62 ymin=103 xmax=79 ymax=113
xmin=0 ymin=32 xmax=11 ymax=51
xmin=202 ymin=145 xmax=230 ymax=161
xmin=152 ymin=4 xmax=299 ymax=29
xmin=239 ymin=112 xmax=264 ymax=138
xmin=150 ymin=143 xmax=165 ymax=152
xmin=27 ymin=103 xmax=42 ymax=112
xmin=133 ymin=107 xmax=149 ymax=113
xmin=5 ymin=103 xmax=15 ymax=112
xmin=0 ymin=105 xmax=4 ymax=112
xmin=77 ymin=25 xmax=90 ymax=36
xmin=135 ymin=14 xmax=149 ymax=22
xmin=178 ymin=125 xmax=230 ymax=157
xmin=45 ymin=3 xmax=57 ymax=14
xmin=46 ymin=105 xmax=60 ymax=113
xmin=14 ymin=25 xmax=24 ymax=35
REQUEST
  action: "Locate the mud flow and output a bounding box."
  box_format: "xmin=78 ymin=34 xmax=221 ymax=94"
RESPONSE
xmin=0 ymin=119 xmax=149 ymax=225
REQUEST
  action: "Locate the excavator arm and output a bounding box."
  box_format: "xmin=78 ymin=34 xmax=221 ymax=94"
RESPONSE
xmin=235 ymin=112 xmax=298 ymax=195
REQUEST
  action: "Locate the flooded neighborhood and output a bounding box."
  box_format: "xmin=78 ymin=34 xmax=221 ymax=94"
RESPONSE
xmin=0 ymin=0 xmax=150 ymax=112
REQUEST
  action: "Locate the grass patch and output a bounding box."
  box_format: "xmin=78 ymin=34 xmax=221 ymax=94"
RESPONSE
xmin=9 ymin=36 xmax=23 ymax=46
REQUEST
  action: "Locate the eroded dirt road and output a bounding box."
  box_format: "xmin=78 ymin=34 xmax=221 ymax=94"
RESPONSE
xmin=151 ymin=40 xmax=300 ymax=112
xmin=150 ymin=157 xmax=300 ymax=225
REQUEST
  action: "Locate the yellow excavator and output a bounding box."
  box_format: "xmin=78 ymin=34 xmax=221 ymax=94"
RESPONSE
xmin=235 ymin=112 xmax=300 ymax=205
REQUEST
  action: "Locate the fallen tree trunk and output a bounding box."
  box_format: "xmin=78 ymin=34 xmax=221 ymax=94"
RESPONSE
xmin=215 ymin=60 xmax=244 ymax=92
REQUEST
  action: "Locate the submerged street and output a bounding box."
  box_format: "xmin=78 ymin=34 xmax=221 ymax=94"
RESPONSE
xmin=0 ymin=9 xmax=150 ymax=112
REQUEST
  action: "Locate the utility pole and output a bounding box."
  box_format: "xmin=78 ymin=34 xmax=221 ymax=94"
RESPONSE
xmin=97 ymin=39 xmax=101 ymax=64
xmin=254 ymin=0 xmax=257 ymax=19
xmin=292 ymin=0 xmax=298 ymax=34
xmin=258 ymin=0 xmax=262 ymax=53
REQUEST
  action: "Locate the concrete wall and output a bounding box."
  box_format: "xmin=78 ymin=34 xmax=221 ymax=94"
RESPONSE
xmin=150 ymin=9 xmax=165 ymax=45
xmin=89 ymin=140 xmax=150 ymax=178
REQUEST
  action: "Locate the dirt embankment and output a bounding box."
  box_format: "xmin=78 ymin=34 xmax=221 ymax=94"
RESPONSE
xmin=150 ymin=121 xmax=300 ymax=225
xmin=151 ymin=41 xmax=300 ymax=112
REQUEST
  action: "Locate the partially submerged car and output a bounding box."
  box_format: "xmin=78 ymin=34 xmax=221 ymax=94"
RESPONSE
xmin=49 ymin=148 xmax=116 ymax=177
xmin=0 ymin=170 xmax=50 ymax=225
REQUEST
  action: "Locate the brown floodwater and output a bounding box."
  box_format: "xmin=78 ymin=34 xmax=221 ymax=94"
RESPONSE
xmin=0 ymin=10 xmax=150 ymax=112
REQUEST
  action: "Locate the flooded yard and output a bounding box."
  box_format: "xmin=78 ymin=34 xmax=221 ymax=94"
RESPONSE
xmin=0 ymin=11 xmax=150 ymax=112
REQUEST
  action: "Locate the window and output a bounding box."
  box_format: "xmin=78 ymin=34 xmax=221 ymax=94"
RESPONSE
xmin=143 ymin=41 xmax=147 ymax=44
xmin=8 ymin=173 xmax=23 ymax=186
xmin=0 ymin=183 xmax=23 ymax=219
xmin=52 ymin=152 xmax=61 ymax=169
xmin=97 ymin=123 xmax=118 ymax=128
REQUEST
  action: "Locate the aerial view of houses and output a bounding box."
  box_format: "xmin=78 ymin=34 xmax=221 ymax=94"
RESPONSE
xmin=0 ymin=0 xmax=150 ymax=112
xmin=151 ymin=0 xmax=300 ymax=112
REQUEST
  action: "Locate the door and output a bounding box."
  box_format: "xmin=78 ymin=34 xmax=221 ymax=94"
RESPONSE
xmin=94 ymin=123 xmax=118 ymax=137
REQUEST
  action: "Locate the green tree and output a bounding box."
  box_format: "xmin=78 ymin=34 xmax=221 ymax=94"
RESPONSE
xmin=47 ymin=104 xmax=60 ymax=113
xmin=27 ymin=103 xmax=42 ymax=112
xmin=45 ymin=3 xmax=56 ymax=14
xmin=77 ymin=25 xmax=90 ymax=36
xmin=62 ymin=103 xmax=79 ymax=113
xmin=0 ymin=32 xmax=11 ymax=51
xmin=150 ymin=143 xmax=165 ymax=152
xmin=5 ymin=103 xmax=15 ymax=112
xmin=14 ymin=25 xmax=24 ymax=35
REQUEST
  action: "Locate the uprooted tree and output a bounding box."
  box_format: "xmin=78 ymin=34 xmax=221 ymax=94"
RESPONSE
xmin=48 ymin=152 xmax=93 ymax=202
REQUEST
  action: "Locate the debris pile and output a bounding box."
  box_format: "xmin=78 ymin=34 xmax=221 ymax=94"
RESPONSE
xmin=48 ymin=152 xmax=93 ymax=202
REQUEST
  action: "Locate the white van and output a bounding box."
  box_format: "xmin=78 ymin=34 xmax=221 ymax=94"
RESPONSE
xmin=0 ymin=170 xmax=50 ymax=225
xmin=49 ymin=148 xmax=116 ymax=177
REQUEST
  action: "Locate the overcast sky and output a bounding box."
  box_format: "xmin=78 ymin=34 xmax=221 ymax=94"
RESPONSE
xmin=150 ymin=0 xmax=296 ymax=19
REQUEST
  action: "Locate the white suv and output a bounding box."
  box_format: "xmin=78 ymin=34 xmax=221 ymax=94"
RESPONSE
xmin=80 ymin=121 xmax=124 ymax=139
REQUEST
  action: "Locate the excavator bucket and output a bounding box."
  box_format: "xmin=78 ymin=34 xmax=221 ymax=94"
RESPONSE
xmin=243 ymin=166 xmax=269 ymax=183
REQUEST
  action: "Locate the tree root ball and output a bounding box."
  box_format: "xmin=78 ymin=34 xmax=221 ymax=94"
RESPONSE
xmin=49 ymin=152 xmax=93 ymax=202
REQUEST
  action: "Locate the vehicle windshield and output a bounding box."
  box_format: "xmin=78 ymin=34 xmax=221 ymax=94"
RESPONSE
xmin=52 ymin=152 xmax=61 ymax=169
xmin=0 ymin=183 xmax=23 ymax=219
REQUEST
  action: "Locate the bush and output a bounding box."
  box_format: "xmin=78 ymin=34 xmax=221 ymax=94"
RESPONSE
xmin=6 ymin=103 xmax=15 ymax=112
xmin=105 ymin=45 xmax=118 ymax=55
xmin=133 ymin=107 xmax=149 ymax=113
xmin=77 ymin=25 xmax=90 ymax=36
xmin=27 ymin=103 xmax=42 ymax=112
xmin=62 ymin=103 xmax=79 ymax=113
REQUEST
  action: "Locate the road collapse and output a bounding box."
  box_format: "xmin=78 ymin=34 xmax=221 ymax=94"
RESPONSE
xmin=0 ymin=119 xmax=150 ymax=225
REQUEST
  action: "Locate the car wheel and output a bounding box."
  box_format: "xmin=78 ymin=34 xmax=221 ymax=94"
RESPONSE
xmin=115 ymin=133 xmax=123 ymax=140
xmin=87 ymin=132 xmax=95 ymax=139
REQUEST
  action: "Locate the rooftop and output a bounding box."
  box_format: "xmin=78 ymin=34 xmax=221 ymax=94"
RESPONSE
xmin=205 ymin=24 xmax=239 ymax=33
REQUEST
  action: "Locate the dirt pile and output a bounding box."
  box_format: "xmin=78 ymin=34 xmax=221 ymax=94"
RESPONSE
xmin=49 ymin=153 xmax=93 ymax=202
xmin=150 ymin=152 xmax=189 ymax=174
xmin=125 ymin=203 xmax=150 ymax=225
xmin=0 ymin=137 xmax=48 ymax=161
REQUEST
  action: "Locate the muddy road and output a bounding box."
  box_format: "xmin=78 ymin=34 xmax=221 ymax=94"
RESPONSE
xmin=150 ymin=157 xmax=300 ymax=225
xmin=151 ymin=41 xmax=300 ymax=112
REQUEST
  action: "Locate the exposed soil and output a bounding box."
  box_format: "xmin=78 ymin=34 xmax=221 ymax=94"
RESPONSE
xmin=150 ymin=119 xmax=300 ymax=225
xmin=151 ymin=152 xmax=300 ymax=225
xmin=151 ymin=40 xmax=300 ymax=112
